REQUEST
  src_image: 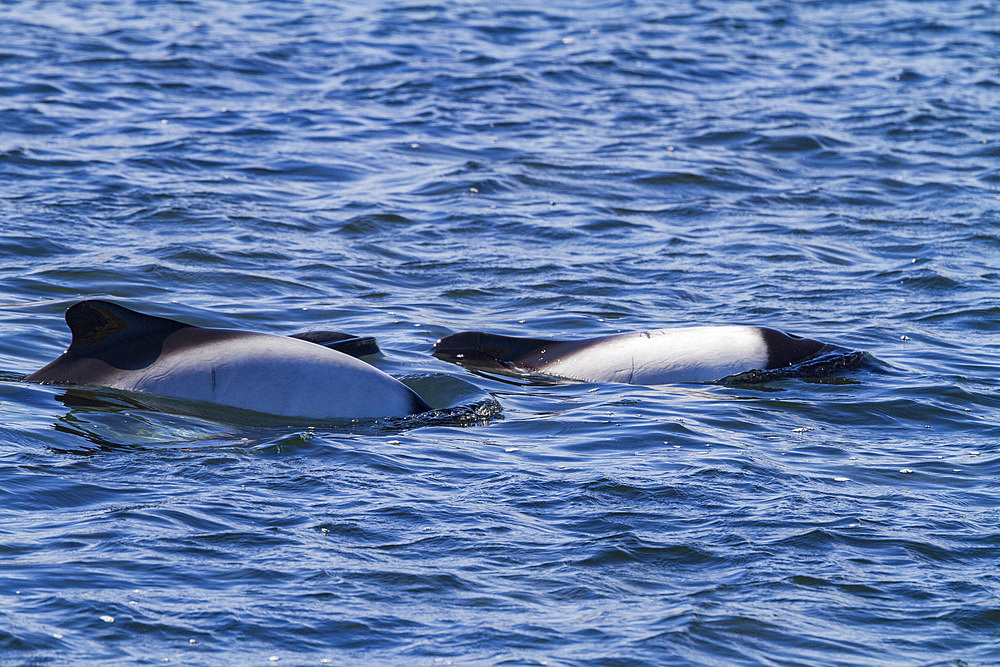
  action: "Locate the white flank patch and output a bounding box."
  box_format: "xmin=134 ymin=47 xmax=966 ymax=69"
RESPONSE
xmin=106 ymin=331 xmax=419 ymax=419
xmin=539 ymin=326 xmax=768 ymax=384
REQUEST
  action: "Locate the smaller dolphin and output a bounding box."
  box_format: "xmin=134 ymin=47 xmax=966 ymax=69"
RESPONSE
xmin=433 ymin=326 xmax=848 ymax=385
xmin=27 ymin=300 xmax=431 ymax=419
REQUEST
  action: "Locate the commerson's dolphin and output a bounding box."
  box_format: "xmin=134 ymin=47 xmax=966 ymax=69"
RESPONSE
xmin=433 ymin=326 xmax=849 ymax=385
xmin=27 ymin=300 xmax=431 ymax=419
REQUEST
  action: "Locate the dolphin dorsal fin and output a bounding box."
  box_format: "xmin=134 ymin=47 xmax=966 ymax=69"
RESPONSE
xmin=289 ymin=331 xmax=381 ymax=358
xmin=64 ymin=300 xmax=190 ymax=367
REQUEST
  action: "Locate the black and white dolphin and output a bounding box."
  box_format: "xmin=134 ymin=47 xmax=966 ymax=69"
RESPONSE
xmin=27 ymin=300 xmax=431 ymax=419
xmin=433 ymin=326 xmax=848 ymax=385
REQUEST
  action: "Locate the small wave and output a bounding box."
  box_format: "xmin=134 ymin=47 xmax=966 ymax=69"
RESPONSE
xmin=720 ymin=349 xmax=869 ymax=386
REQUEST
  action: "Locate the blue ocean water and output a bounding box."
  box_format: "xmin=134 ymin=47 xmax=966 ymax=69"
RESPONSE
xmin=1 ymin=0 xmax=998 ymax=664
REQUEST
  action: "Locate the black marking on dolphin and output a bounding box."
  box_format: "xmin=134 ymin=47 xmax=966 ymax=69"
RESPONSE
xmin=757 ymin=328 xmax=831 ymax=368
xmin=430 ymin=331 xmax=596 ymax=373
xmin=54 ymin=300 xmax=188 ymax=372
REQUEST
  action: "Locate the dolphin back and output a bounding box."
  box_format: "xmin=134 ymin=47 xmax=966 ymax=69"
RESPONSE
xmin=27 ymin=300 xmax=431 ymax=419
xmin=434 ymin=326 xmax=856 ymax=385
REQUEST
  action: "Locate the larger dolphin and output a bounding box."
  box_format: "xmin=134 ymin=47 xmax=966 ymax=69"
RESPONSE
xmin=27 ymin=300 xmax=431 ymax=419
xmin=433 ymin=326 xmax=848 ymax=385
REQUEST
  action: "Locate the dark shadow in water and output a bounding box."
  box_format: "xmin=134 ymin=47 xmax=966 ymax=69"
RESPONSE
xmin=31 ymin=372 xmax=500 ymax=454
xmin=47 ymin=389 xmax=237 ymax=454
xmin=718 ymin=349 xmax=873 ymax=388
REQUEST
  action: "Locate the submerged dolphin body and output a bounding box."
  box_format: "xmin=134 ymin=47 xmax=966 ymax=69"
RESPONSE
xmin=28 ymin=300 xmax=431 ymax=419
xmin=433 ymin=326 xmax=849 ymax=385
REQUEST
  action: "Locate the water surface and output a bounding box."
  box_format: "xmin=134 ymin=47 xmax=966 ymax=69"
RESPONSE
xmin=1 ymin=0 xmax=998 ymax=664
